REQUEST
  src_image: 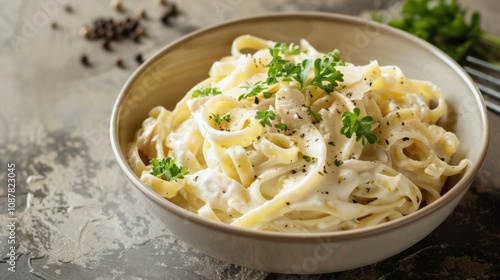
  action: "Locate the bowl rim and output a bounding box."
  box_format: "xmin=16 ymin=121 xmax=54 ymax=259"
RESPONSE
xmin=110 ymin=11 xmax=490 ymax=242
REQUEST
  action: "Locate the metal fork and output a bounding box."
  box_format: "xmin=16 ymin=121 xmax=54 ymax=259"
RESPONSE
xmin=464 ymin=56 xmax=500 ymax=114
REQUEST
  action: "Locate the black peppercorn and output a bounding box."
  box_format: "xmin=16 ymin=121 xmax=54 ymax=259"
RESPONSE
xmin=80 ymin=55 xmax=91 ymax=67
xmin=135 ymin=53 xmax=144 ymax=65
xmin=102 ymin=40 xmax=112 ymax=51
xmin=116 ymin=59 xmax=125 ymax=69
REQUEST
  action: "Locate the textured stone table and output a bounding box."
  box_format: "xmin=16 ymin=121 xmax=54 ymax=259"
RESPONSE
xmin=1 ymin=0 xmax=499 ymax=279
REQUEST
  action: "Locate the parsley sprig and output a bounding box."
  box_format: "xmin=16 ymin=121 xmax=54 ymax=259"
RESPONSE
xmin=192 ymin=86 xmax=221 ymax=98
xmin=302 ymin=155 xmax=314 ymax=162
xmin=211 ymin=113 xmax=231 ymax=125
xmin=237 ymin=44 xmax=346 ymax=103
xmin=255 ymin=110 xmax=276 ymax=127
xmin=274 ymin=122 xmax=288 ymax=132
xmin=265 ymin=51 xmax=302 ymax=86
xmin=265 ymin=44 xmax=345 ymax=94
xmin=222 ymin=114 xmax=231 ymax=123
xmin=305 ymin=50 xmax=345 ymax=93
xmin=273 ymin=42 xmax=302 ymax=56
xmin=372 ymin=0 xmax=500 ymax=63
xmin=307 ymin=107 xmax=323 ymax=122
xmin=150 ymin=157 xmax=189 ymax=182
xmin=340 ymin=108 xmax=378 ymax=146
xmin=238 ymin=81 xmax=268 ymax=101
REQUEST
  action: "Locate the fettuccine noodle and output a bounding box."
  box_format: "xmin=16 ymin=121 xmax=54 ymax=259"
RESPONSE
xmin=128 ymin=35 xmax=468 ymax=232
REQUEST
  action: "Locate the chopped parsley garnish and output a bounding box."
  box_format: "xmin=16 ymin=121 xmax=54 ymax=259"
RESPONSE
xmin=328 ymin=141 xmax=336 ymax=146
xmin=334 ymin=159 xmax=344 ymax=167
xmin=274 ymin=122 xmax=288 ymax=132
xmin=211 ymin=113 xmax=222 ymax=125
xmin=307 ymin=107 xmax=323 ymax=122
xmin=238 ymin=81 xmax=268 ymax=101
xmin=263 ymin=91 xmax=274 ymax=98
xmin=305 ymin=50 xmax=345 ymax=93
xmin=255 ymin=110 xmax=276 ymax=127
xmin=210 ymin=113 xmax=231 ymax=125
xmin=295 ymin=59 xmax=313 ymax=90
xmin=274 ymin=42 xmax=302 ymax=56
xmin=340 ymin=108 xmax=378 ymax=146
xmin=302 ymin=155 xmax=314 ymax=162
xmin=265 ymin=52 xmax=302 ymax=86
xmin=191 ymin=86 xmax=221 ymax=98
xmin=264 ymin=44 xmax=345 ymax=94
xmin=222 ymin=113 xmax=231 ymax=123
xmin=150 ymin=157 xmax=189 ymax=181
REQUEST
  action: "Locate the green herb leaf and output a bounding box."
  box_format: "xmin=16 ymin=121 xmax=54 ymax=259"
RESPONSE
xmin=265 ymin=43 xmax=305 ymax=86
xmin=340 ymin=108 xmax=378 ymax=145
xmin=150 ymin=157 xmax=189 ymax=181
xmin=192 ymin=86 xmax=221 ymax=98
xmin=307 ymin=107 xmax=323 ymax=122
xmin=266 ymin=60 xmax=301 ymax=86
xmin=295 ymin=58 xmax=312 ymax=89
xmin=372 ymin=0 xmax=500 ymax=63
xmin=274 ymin=42 xmax=302 ymax=56
xmin=255 ymin=110 xmax=276 ymax=127
xmin=263 ymin=91 xmax=274 ymax=98
xmin=302 ymin=155 xmax=314 ymax=162
xmin=274 ymin=122 xmax=288 ymax=132
xmin=265 ymin=44 xmax=346 ymax=94
xmin=211 ymin=113 xmax=222 ymax=125
xmin=304 ymin=50 xmax=345 ymax=93
xmin=238 ymin=81 xmax=268 ymax=101
xmin=210 ymin=113 xmax=231 ymax=125
xmin=334 ymin=159 xmax=344 ymax=167
xmin=222 ymin=113 xmax=231 ymax=123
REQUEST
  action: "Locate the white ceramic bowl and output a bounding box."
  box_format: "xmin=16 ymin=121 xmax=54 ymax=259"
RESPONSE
xmin=110 ymin=13 xmax=489 ymax=274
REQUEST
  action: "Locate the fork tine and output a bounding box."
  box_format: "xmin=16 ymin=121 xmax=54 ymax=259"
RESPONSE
xmin=466 ymin=56 xmax=500 ymax=72
xmin=464 ymin=56 xmax=500 ymax=115
xmin=475 ymin=83 xmax=500 ymax=101
xmin=464 ymin=66 xmax=500 ymax=87
xmin=485 ymin=100 xmax=500 ymax=115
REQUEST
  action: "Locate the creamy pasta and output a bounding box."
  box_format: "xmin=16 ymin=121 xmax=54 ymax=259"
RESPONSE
xmin=128 ymin=35 xmax=469 ymax=232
